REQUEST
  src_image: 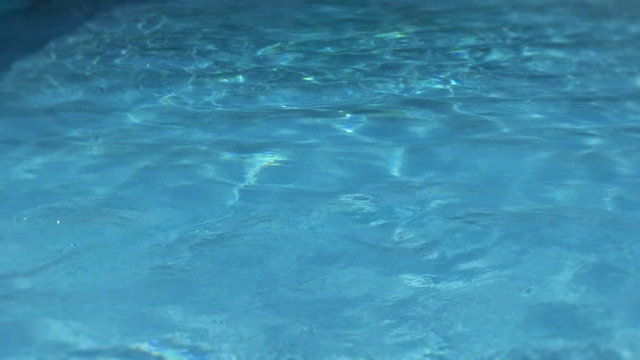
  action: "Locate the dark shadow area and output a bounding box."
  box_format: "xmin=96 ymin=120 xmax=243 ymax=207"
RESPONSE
xmin=0 ymin=0 xmax=153 ymax=76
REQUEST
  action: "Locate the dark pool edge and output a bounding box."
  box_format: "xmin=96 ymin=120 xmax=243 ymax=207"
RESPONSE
xmin=0 ymin=0 xmax=155 ymax=77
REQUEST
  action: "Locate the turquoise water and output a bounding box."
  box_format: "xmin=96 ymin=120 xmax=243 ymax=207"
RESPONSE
xmin=1 ymin=0 xmax=639 ymax=359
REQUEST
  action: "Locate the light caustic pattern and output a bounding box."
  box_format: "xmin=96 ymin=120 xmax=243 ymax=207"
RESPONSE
xmin=0 ymin=0 xmax=639 ymax=359
xmin=227 ymin=151 xmax=286 ymax=206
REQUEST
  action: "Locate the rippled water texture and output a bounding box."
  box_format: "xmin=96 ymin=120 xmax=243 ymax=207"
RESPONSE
xmin=1 ymin=0 xmax=639 ymax=359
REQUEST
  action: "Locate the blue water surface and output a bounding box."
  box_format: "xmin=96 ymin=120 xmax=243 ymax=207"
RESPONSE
xmin=1 ymin=0 xmax=640 ymax=359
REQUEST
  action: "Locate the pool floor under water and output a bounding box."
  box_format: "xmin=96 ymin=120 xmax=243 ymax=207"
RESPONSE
xmin=1 ymin=0 xmax=640 ymax=359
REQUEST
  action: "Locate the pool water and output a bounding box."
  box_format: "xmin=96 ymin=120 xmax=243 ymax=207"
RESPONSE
xmin=1 ymin=0 xmax=639 ymax=359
